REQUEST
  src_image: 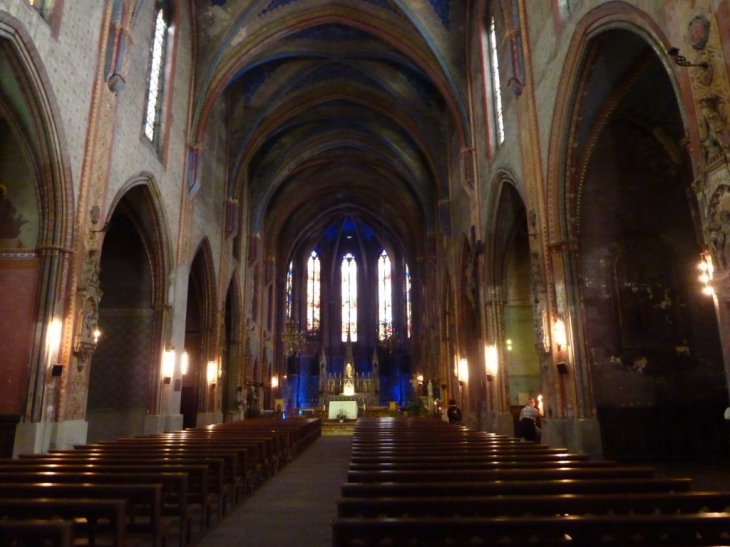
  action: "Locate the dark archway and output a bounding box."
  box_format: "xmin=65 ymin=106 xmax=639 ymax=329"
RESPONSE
xmin=181 ymin=243 xmax=217 ymax=428
xmin=0 ymin=14 xmax=74 ymax=457
xmin=572 ymin=29 xmax=725 ymax=461
xmin=90 ymin=185 xmax=165 ymax=441
xmin=222 ymin=276 xmax=242 ymax=421
xmin=495 ymin=183 xmax=540 ymax=412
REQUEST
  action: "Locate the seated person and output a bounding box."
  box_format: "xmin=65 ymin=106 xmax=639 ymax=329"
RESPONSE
xmin=446 ymin=400 xmax=462 ymax=424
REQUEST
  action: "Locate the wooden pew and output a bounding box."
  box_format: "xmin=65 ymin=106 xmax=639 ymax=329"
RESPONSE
xmin=331 ymin=512 xmax=730 ymax=546
xmin=0 ymin=519 xmax=74 ymax=547
xmin=336 ymin=490 xmax=730 ymax=518
xmin=0 ymin=497 xmax=127 ymax=547
xmin=0 ymin=472 xmax=186 ymax=546
xmin=0 ymin=463 xmax=210 ymax=545
xmin=348 ymin=459 xmax=618 ymax=471
xmin=154 ymin=432 xmax=284 ymax=475
xmin=340 ymin=477 xmax=693 ymax=498
xmin=346 ymin=466 xmax=657 ymax=483
xmin=197 ymin=417 xmax=321 ymax=459
xmin=14 ymin=453 xmax=230 ymax=517
xmin=82 ymin=440 xmax=259 ymax=491
xmin=339 ymin=418 xmax=730 ymax=547
xmin=0 ymin=482 xmax=170 ymax=547
xmin=349 ymin=452 xmax=591 ymax=464
xmin=349 ymin=447 xmax=573 ymax=458
xmin=63 ymin=445 xmax=247 ymax=508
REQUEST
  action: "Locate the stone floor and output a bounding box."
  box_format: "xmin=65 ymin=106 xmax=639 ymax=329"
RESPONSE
xmin=194 ymin=435 xmax=352 ymax=547
xmin=192 ymin=433 xmax=730 ymax=547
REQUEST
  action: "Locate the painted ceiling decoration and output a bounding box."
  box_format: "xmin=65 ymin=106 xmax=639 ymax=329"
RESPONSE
xmin=193 ymin=0 xmax=466 ymax=267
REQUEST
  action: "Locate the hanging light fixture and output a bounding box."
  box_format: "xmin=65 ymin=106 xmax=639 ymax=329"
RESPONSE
xmin=282 ymin=318 xmax=305 ymax=356
xmin=378 ymin=319 xmax=397 ymax=352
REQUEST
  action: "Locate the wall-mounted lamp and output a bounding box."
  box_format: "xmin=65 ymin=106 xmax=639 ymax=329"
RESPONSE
xmin=417 ymin=374 xmax=424 ymax=385
xmin=668 ymin=47 xmax=708 ymax=69
xmin=207 ymin=361 xmax=218 ymax=386
xmin=162 ymin=348 xmax=176 ymax=384
xmin=180 ymin=351 xmax=189 ymax=375
xmin=271 ymin=375 xmax=279 ymax=389
xmin=46 ymin=318 xmax=63 ymax=366
xmin=554 ymin=318 xmax=567 ymax=352
xmin=485 ymin=344 xmax=498 ymax=382
xmin=698 ymin=252 xmax=714 ymax=296
xmin=74 ymin=328 xmax=102 ymax=371
xmin=458 ymin=358 xmax=469 ymax=386
xmin=556 ymin=361 xmax=569 ymax=375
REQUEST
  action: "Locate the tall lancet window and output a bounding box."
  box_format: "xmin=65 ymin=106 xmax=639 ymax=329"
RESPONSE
xmin=285 ymin=261 xmax=293 ymax=319
xmin=378 ymin=250 xmax=393 ymax=340
xmin=405 ymin=263 xmax=412 ymax=339
xmin=144 ymin=1 xmax=170 ymax=148
xmin=488 ymin=16 xmax=505 ymax=145
xmin=306 ymin=251 xmax=321 ymax=335
xmin=341 ymin=253 xmax=358 ymax=341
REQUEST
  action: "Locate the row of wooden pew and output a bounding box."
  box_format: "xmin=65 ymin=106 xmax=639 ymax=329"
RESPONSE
xmin=331 ymin=417 xmax=730 ymax=546
xmin=0 ymin=417 xmax=320 ymax=547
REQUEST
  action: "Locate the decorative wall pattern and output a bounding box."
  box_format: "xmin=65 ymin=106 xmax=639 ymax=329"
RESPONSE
xmin=88 ymin=309 xmax=154 ymax=410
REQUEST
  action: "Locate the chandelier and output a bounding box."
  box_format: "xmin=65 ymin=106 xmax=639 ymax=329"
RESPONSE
xmin=282 ymin=318 xmax=305 ymax=355
xmin=378 ymin=320 xmax=397 ymax=353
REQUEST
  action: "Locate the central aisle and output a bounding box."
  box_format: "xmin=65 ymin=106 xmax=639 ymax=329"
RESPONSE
xmin=196 ymin=434 xmax=352 ymax=547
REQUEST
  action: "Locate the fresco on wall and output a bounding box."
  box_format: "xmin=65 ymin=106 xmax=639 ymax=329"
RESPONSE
xmin=0 ymin=119 xmax=39 ymax=250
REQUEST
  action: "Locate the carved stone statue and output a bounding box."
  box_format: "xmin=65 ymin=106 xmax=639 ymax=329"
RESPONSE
xmin=699 ymin=96 xmax=730 ymax=165
xmin=708 ymin=209 xmax=730 ymax=270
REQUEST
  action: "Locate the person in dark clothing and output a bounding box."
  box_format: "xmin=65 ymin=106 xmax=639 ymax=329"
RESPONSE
xmin=447 ymin=399 xmax=462 ymax=424
xmin=519 ymin=397 xmax=542 ymax=442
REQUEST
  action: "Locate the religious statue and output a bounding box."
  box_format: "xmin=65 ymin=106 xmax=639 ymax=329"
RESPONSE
xmin=345 ymin=363 xmax=353 ymax=380
xmin=699 ymin=95 xmax=730 ymax=165
xmin=708 ymin=209 xmax=730 ymax=271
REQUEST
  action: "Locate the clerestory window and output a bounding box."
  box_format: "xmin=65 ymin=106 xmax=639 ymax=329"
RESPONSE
xmin=144 ymin=1 xmax=171 ymax=150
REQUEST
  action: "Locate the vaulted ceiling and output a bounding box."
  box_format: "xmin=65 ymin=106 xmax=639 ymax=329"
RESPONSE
xmin=191 ymin=0 xmax=469 ymax=263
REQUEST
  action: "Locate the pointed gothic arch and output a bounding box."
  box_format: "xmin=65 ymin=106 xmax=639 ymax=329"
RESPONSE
xmin=89 ymin=180 xmax=169 ymax=441
xmin=182 ymin=239 xmax=219 ymax=428
xmin=0 ymin=13 xmax=74 ymax=450
xmin=546 ymin=8 xmax=725 ymax=459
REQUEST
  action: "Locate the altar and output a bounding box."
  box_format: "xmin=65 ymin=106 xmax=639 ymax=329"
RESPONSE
xmin=319 ymin=334 xmax=380 ymax=408
xmin=328 ymin=400 xmax=358 ymax=420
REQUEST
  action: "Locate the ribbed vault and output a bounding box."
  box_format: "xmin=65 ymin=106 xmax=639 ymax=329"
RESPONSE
xmin=192 ymin=0 xmax=467 ymax=269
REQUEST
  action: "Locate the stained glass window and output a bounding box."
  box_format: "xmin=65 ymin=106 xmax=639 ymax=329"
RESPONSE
xmin=285 ymin=261 xmax=293 ymax=319
xmin=378 ymin=250 xmax=392 ymax=340
xmin=488 ymin=17 xmax=505 ymax=145
xmin=307 ymin=251 xmax=321 ymax=334
xmin=144 ymin=2 xmax=169 ymax=146
xmin=341 ymin=253 xmax=357 ymax=341
xmin=405 ymin=263 xmax=412 ymax=339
